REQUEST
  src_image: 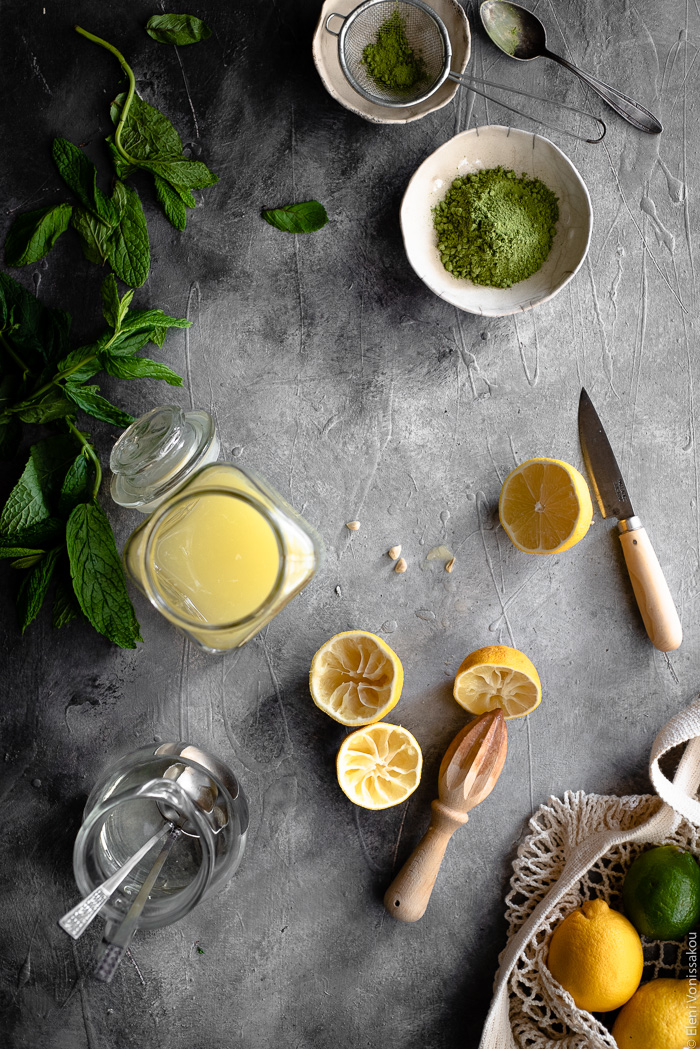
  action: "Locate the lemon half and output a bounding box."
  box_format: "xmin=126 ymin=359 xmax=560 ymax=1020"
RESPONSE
xmin=453 ymin=645 xmax=541 ymax=719
xmin=336 ymin=723 xmax=422 ymax=810
xmin=309 ymin=630 xmax=403 ymax=726
xmin=499 ymin=457 xmax=593 ymax=555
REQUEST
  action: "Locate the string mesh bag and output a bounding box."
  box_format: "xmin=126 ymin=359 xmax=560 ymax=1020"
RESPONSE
xmin=479 ymin=698 xmax=700 ymax=1049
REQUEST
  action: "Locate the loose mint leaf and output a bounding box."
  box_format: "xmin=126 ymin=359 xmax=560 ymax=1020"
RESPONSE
xmin=5 ymin=204 xmax=73 ymax=267
xmin=71 ymin=207 xmax=113 ymax=266
xmin=64 ymin=384 xmax=134 ymax=427
xmin=0 ymin=517 xmax=64 ymax=550
xmin=0 ymin=546 xmax=45 ymax=560
xmin=145 ymin=158 xmax=218 ymax=190
xmin=262 ymin=200 xmax=328 ymax=234
xmin=110 ymin=91 xmax=183 ymax=161
xmin=145 ymin=14 xmax=212 ymax=45
xmin=0 ymin=453 xmax=51 ymax=536
xmin=66 ymin=501 xmax=142 ymax=648
xmin=53 ymin=572 xmax=82 ymax=629
xmin=17 ymin=547 xmax=60 ymax=633
xmin=52 ymin=138 xmax=116 ymax=224
xmin=55 ymin=341 xmax=105 ymax=384
xmin=149 ymin=326 xmax=168 ymax=348
xmin=107 ymin=181 xmax=150 ymax=288
xmin=15 ymin=387 xmax=76 ymax=424
xmin=99 ymin=353 xmax=183 ymax=386
xmin=105 ymin=329 xmax=154 ymax=357
xmin=30 ymin=435 xmax=79 ymax=503
xmin=153 ymin=174 xmax=188 ymax=230
xmin=11 ymin=553 xmax=44 ymax=570
xmin=58 ymin=453 xmax=93 ymax=516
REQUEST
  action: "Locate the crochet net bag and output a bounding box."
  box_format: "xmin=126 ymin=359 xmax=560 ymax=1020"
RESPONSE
xmin=479 ymin=699 xmax=700 ymax=1049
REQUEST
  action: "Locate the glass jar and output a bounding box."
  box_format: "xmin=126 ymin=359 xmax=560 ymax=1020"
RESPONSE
xmin=73 ymin=743 xmax=249 ymax=931
xmin=111 ymin=406 xmax=323 ymax=652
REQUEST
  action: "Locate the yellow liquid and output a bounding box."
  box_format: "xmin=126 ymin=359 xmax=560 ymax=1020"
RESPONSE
xmin=152 ymin=492 xmax=281 ymax=624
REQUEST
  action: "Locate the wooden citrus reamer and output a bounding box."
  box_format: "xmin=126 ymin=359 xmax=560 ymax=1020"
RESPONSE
xmin=384 ymin=710 xmax=508 ymax=922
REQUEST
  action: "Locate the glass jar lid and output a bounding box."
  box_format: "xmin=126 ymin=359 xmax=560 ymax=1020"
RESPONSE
xmin=110 ymin=405 xmax=220 ymax=512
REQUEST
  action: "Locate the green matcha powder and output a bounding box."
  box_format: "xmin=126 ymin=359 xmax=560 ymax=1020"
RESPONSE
xmin=433 ymin=166 xmax=559 ymax=288
xmin=362 ymin=7 xmax=426 ymax=91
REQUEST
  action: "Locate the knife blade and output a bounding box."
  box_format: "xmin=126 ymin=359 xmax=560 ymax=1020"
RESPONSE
xmin=578 ymin=388 xmax=682 ymax=652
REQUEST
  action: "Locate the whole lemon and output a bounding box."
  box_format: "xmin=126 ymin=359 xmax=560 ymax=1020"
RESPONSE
xmin=547 ymin=899 xmax=643 ymax=1013
xmin=612 ymin=978 xmax=694 ymax=1049
xmin=622 ymin=845 xmax=700 ymax=939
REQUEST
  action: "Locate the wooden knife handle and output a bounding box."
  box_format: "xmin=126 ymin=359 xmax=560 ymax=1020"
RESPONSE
xmin=619 ymin=525 xmax=682 ymax=651
xmin=384 ymin=802 xmax=467 ymax=923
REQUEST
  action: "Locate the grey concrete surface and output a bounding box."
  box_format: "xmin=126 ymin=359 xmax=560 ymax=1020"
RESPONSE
xmin=0 ymin=0 xmax=697 ymax=1046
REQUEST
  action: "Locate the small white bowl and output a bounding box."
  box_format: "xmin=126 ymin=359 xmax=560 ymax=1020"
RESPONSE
xmin=400 ymin=125 xmax=592 ymax=315
xmin=312 ymin=0 xmax=471 ymax=125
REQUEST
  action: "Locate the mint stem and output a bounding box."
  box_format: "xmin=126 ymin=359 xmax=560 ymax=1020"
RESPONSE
xmin=65 ymin=417 xmax=103 ymax=499
xmin=74 ymin=26 xmax=138 ymax=165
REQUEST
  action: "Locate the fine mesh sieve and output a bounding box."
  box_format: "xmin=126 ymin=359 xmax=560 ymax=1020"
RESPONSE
xmin=326 ymin=0 xmax=452 ymax=108
xmin=325 ymin=0 xmax=606 ymax=142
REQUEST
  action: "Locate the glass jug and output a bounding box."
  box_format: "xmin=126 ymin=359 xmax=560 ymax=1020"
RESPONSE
xmin=110 ymin=405 xmax=323 ymax=652
xmin=73 ymin=743 xmax=249 ymax=931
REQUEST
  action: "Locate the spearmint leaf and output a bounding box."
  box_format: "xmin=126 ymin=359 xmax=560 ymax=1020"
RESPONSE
xmin=0 ymin=453 xmax=51 ymax=535
xmin=118 ymin=308 xmax=190 ymax=335
xmin=15 ymin=387 xmax=75 ymax=423
xmin=0 ymin=517 xmax=64 ymax=549
xmin=153 ymin=174 xmax=188 ymax=230
xmin=110 ymin=91 xmax=183 ymax=160
xmin=99 ymin=353 xmax=183 ymax=386
xmin=30 ymin=435 xmax=80 ymax=500
xmin=64 ymin=384 xmax=134 ymax=426
xmin=262 ymin=200 xmax=328 ymax=234
xmin=71 ymin=207 xmax=113 ymax=266
xmin=66 ymin=501 xmax=142 ymax=648
xmin=145 ymin=158 xmax=218 ymax=190
xmin=5 ymin=204 xmax=73 ymax=267
xmin=107 ymin=181 xmax=150 ymax=288
xmin=52 ymin=572 xmax=82 ymax=629
xmin=17 ymin=547 xmax=60 ymax=633
xmin=0 ymin=546 xmax=45 ymax=559
xmin=105 ymin=329 xmax=154 ymax=357
xmin=12 ymin=553 xmax=44 ymax=569
xmin=150 ymin=326 xmax=168 ymax=348
xmin=52 ymin=138 xmax=116 ymax=224
xmin=106 ymin=137 xmax=139 ymax=179
xmin=145 ymin=14 xmax=212 ymax=45
xmin=101 ymin=274 xmax=121 ymax=329
xmin=55 ymin=341 xmax=104 ymax=384
xmin=58 ymin=453 xmax=93 ymax=516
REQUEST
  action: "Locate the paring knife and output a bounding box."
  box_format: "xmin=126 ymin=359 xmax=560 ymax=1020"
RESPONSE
xmin=578 ymin=388 xmax=682 ymax=652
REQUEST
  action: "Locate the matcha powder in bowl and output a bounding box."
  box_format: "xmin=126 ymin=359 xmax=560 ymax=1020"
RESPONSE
xmin=433 ymin=166 xmax=559 ymax=288
xmin=400 ymin=126 xmax=592 ymax=316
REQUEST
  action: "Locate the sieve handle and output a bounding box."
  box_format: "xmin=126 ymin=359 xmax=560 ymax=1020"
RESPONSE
xmin=324 ymin=12 xmax=346 ymax=36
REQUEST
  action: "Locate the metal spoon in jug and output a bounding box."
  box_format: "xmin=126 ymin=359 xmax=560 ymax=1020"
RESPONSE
xmin=480 ymin=1 xmax=662 ymax=134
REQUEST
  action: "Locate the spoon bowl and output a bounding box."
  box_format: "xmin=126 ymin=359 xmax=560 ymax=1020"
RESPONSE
xmin=480 ymin=0 xmax=662 ymax=134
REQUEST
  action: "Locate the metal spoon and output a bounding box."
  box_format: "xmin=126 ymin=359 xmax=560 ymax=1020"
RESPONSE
xmin=480 ymin=0 xmax=662 ymax=134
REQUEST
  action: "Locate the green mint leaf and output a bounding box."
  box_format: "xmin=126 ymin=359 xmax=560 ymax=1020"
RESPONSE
xmin=15 ymin=387 xmax=76 ymax=424
xmin=52 ymin=138 xmax=116 ymax=224
xmin=0 ymin=517 xmax=64 ymax=549
xmin=145 ymin=14 xmax=212 ymax=45
xmin=106 ymin=137 xmax=139 ymax=180
xmin=149 ymin=326 xmax=168 ymax=348
xmin=64 ymin=384 xmax=134 ymax=427
xmin=17 ymin=547 xmax=60 ymax=633
xmin=66 ymin=501 xmax=142 ymax=648
xmin=11 ymin=553 xmax=45 ymax=570
xmin=52 ymin=572 xmax=82 ymax=629
xmin=5 ymin=204 xmax=73 ymax=267
xmin=153 ymin=174 xmax=188 ymax=230
xmin=105 ymin=329 xmax=154 ymax=357
xmin=99 ymin=353 xmax=183 ymax=386
xmin=145 ymin=157 xmax=218 ymax=190
xmin=0 ymin=546 xmax=45 ymax=560
xmin=58 ymin=453 xmax=94 ymax=516
xmin=55 ymin=341 xmax=104 ymax=384
xmin=71 ymin=207 xmax=113 ymax=266
xmin=107 ymin=181 xmax=150 ymax=288
xmin=0 ymin=452 xmax=51 ymax=536
xmin=29 ymin=435 xmax=80 ymax=502
xmin=101 ymin=274 xmax=122 ymax=329
xmin=118 ymin=308 xmax=190 ymax=335
xmin=0 ymin=272 xmax=71 ymax=369
xmin=110 ymin=91 xmax=183 ymax=161
xmin=262 ymin=200 xmax=328 ymax=234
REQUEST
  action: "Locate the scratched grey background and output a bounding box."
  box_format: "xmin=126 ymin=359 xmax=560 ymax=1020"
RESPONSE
xmin=0 ymin=0 xmax=697 ymax=1045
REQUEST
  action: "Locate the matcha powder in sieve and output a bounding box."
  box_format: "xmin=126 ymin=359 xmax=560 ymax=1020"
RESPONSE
xmin=362 ymin=7 xmax=426 ymax=91
xmin=432 ymin=166 xmax=559 ymax=288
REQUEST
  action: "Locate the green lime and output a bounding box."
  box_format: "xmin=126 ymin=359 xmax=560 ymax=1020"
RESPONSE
xmin=622 ymin=845 xmax=700 ymax=939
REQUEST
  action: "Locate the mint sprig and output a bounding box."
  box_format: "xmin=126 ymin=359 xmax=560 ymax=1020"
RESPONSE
xmin=0 ymin=272 xmax=189 ymax=647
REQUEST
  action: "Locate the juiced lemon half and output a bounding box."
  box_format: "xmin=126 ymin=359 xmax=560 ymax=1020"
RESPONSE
xmin=336 ymin=723 xmax=422 ymax=810
xmin=453 ymin=645 xmax=541 ymax=719
xmin=309 ymin=630 xmax=403 ymax=726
